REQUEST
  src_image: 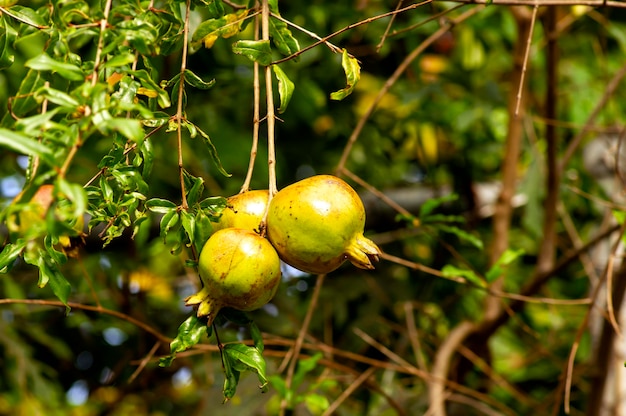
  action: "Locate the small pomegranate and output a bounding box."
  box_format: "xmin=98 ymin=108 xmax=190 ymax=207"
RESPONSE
xmin=267 ymin=175 xmax=381 ymax=274
xmin=213 ymin=190 xmax=269 ymax=233
xmin=185 ymin=228 xmax=281 ymax=326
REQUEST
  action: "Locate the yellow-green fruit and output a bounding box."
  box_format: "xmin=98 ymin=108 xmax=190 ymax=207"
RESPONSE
xmin=267 ymin=175 xmax=381 ymax=274
xmin=185 ymin=228 xmax=281 ymax=326
xmin=213 ymin=190 xmax=269 ymax=233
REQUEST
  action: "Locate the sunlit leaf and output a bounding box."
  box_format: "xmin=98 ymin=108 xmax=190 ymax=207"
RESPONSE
xmin=272 ymin=65 xmax=294 ymax=114
xmin=25 ymin=53 xmax=84 ymax=81
xmin=441 ymin=264 xmax=486 ymax=287
xmin=330 ymin=49 xmax=360 ymax=100
xmin=0 ymin=128 xmax=54 ymax=164
xmin=485 ymin=248 xmax=524 ymax=282
xmin=6 ymin=5 xmax=47 ymax=28
xmin=232 ymin=40 xmax=272 ymax=66
xmin=268 ymin=2 xmax=299 ymax=57
xmin=0 ymin=241 xmax=27 ymax=273
xmin=183 ymin=69 xmax=215 ymax=90
xmin=191 ymin=9 xmax=248 ymax=50
xmin=159 ymin=315 xmax=209 ymax=367
xmin=223 ymin=343 xmax=268 ymax=398
xmin=146 ymin=198 xmax=177 ymax=213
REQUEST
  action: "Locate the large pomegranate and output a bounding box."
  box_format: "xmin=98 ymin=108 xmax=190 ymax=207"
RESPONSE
xmin=266 ymin=175 xmax=381 ymax=274
xmin=185 ymin=228 xmax=281 ymax=326
xmin=212 ymin=190 xmax=269 ymax=233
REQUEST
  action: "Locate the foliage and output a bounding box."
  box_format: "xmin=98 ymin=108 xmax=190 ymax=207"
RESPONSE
xmin=0 ymin=0 xmax=625 ymax=415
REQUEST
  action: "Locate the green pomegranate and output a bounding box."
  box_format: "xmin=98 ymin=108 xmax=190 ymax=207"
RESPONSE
xmin=212 ymin=190 xmax=269 ymax=233
xmin=185 ymin=228 xmax=281 ymax=326
xmin=267 ymin=175 xmax=381 ymax=274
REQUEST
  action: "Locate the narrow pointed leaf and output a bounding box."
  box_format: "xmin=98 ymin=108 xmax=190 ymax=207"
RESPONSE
xmin=0 ymin=128 xmax=53 ymax=163
xmin=330 ymin=49 xmax=360 ymax=101
xmin=272 ymin=65 xmax=294 ymax=114
xmin=25 ymin=53 xmax=84 ymax=81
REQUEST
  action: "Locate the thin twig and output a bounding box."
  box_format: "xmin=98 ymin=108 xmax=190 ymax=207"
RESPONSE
xmin=279 ymin=273 xmax=326 ymax=416
xmin=335 ymin=6 xmax=483 ymax=174
xmin=404 ymin=301 xmax=428 ymax=371
xmin=322 ymin=367 xmax=376 ymax=416
xmin=341 ymin=168 xmax=414 ymax=218
xmin=515 ymin=4 xmax=538 ymax=116
xmin=272 ymin=0 xmax=435 ymax=65
xmin=128 ymin=341 xmax=161 ymax=384
xmin=440 ymin=0 xmax=626 ymax=6
xmin=428 ymin=321 xmax=475 ymax=416
xmin=376 ymin=0 xmax=405 ymax=52
xmin=0 ymin=298 xmax=171 ymax=344
xmin=270 ymin=12 xmax=342 ymax=54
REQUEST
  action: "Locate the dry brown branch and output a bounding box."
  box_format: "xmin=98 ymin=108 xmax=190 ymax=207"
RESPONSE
xmin=428 ymin=321 xmax=475 ymax=416
xmin=404 ymin=301 xmax=428 ymax=371
xmin=0 ymin=298 xmax=172 ymax=344
xmin=440 ymin=0 xmax=626 ymax=6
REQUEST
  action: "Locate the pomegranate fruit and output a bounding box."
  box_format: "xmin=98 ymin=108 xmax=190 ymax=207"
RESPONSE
xmin=213 ymin=190 xmax=269 ymax=233
xmin=266 ymin=175 xmax=381 ymax=274
xmin=185 ymin=228 xmax=281 ymax=326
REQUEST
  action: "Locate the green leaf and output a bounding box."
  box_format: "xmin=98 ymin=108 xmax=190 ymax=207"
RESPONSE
xmin=250 ymin=321 xmax=264 ymax=353
xmin=272 ymin=65 xmax=294 ymax=114
xmin=232 ymin=40 xmax=273 ymax=66
xmin=180 ymin=210 xmax=195 ymax=246
xmin=268 ymin=7 xmax=300 ymax=57
xmin=25 ymin=53 xmax=84 ymax=81
xmin=441 ymin=264 xmax=486 ymax=287
xmin=437 ymin=224 xmax=483 ymax=250
xmin=419 ymin=194 xmax=458 ymax=218
xmin=330 ymin=49 xmax=360 ymax=100
xmin=99 ymin=118 xmax=145 ymax=143
xmin=5 ymin=5 xmax=47 ymax=28
xmin=159 ymin=315 xmax=209 ymax=367
xmin=183 ymin=69 xmax=215 ymax=90
xmin=191 ymin=10 xmax=248 ymax=49
xmin=0 ymin=16 xmax=16 ymax=69
xmin=305 ymin=393 xmax=330 ymax=415
xmin=184 ymin=172 xmax=205 ymax=206
xmin=193 ymin=123 xmax=231 ymax=177
xmin=24 ymin=250 xmax=71 ymax=312
xmin=128 ymin=69 xmax=171 ymax=109
xmin=223 ymin=343 xmax=268 ymax=395
xmin=485 ymin=248 xmax=525 ymax=282
xmin=0 ymin=241 xmax=27 ymax=273
xmin=102 ymin=52 xmax=137 ymax=69
xmin=0 ymin=128 xmax=54 ymax=164
xmin=293 ymin=353 xmax=322 ymax=389
xmin=38 ymin=87 xmax=80 ymax=109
